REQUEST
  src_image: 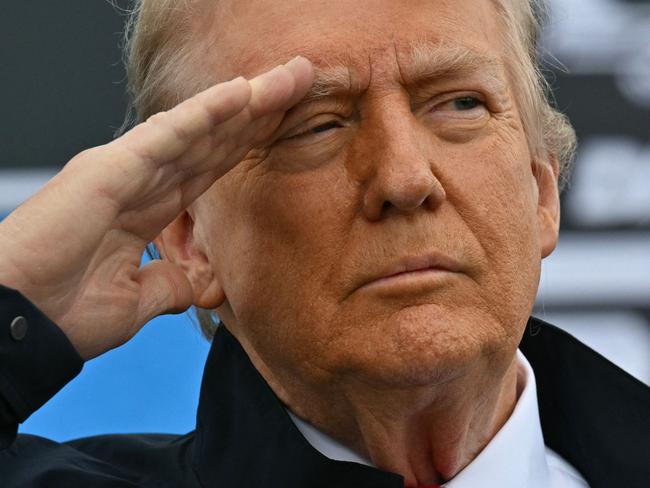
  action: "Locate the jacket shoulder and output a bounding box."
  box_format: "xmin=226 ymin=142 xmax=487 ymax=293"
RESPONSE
xmin=1 ymin=431 xmax=199 ymax=488
xmin=519 ymin=317 xmax=650 ymax=487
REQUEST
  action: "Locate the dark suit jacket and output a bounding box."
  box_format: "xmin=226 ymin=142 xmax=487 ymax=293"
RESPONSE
xmin=1 ymin=284 xmax=649 ymax=487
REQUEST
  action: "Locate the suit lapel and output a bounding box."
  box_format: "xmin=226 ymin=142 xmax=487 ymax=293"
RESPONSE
xmin=520 ymin=317 xmax=650 ymax=488
xmin=191 ymin=325 xmax=403 ymax=488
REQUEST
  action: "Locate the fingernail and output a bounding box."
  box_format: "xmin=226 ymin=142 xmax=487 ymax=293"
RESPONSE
xmin=228 ymin=75 xmax=248 ymax=86
xmin=284 ymin=55 xmax=307 ymax=71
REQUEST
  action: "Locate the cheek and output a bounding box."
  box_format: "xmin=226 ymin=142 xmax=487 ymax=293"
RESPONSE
xmin=441 ymin=134 xmax=541 ymax=324
xmin=211 ymin=163 xmax=352 ymax=340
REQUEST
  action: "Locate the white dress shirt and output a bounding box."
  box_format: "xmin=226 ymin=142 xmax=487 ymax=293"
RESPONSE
xmin=288 ymin=350 xmax=590 ymax=487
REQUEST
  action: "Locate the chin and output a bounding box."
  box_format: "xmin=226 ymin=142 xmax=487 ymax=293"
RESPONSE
xmin=335 ymin=303 xmax=509 ymax=389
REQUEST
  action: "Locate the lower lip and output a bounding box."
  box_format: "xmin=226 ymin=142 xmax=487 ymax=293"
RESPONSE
xmin=359 ymin=268 xmax=456 ymax=294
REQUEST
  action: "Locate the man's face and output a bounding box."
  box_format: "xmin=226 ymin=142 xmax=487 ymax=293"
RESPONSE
xmin=193 ymin=0 xmax=557 ymax=387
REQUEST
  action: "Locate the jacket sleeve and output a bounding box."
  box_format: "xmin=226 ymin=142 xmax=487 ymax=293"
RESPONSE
xmin=0 ymin=284 xmax=83 ymax=449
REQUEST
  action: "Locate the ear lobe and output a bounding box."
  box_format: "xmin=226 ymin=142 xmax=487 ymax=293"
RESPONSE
xmin=533 ymin=154 xmax=561 ymax=259
xmin=153 ymin=211 xmax=226 ymax=310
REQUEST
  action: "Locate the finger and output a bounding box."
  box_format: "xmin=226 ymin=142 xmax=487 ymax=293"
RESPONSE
xmin=116 ymin=76 xmax=253 ymax=169
xmin=281 ymin=55 xmax=316 ymax=109
xmin=117 ymin=56 xmax=313 ymax=170
xmin=247 ymin=56 xmax=315 ymax=118
xmin=133 ymin=260 xmax=195 ymax=330
xmin=156 ymin=60 xmax=311 ymax=180
xmin=172 ymin=56 xmax=315 ymax=178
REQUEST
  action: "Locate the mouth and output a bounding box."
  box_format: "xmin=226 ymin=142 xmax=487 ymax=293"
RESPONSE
xmin=355 ymin=253 xmax=462 ymax=295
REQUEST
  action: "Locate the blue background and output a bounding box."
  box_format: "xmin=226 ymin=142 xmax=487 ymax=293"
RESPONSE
xmin=21 ymin=313 xmax=210 ymax=441
xmin=12 ymin=249 xmax=212 ymax=441
xmin=20 ymin=312 xmax=210 ymax=440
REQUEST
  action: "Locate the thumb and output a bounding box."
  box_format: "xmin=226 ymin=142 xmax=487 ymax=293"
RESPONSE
xmin=134 ymin=260 xmax=195 ymax=329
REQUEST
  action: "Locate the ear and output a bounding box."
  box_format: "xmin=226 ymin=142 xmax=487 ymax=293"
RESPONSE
xmin=153 ymin=211 xmax=225 ymax=310
xmin=533 ymin=154 xmax=561 ymax=258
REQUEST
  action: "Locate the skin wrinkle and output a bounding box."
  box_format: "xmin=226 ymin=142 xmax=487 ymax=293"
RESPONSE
xmin=393 ymin=40 xmax=406 ymax=87
xmin=299 ymin=42 xmax=507 ymax=109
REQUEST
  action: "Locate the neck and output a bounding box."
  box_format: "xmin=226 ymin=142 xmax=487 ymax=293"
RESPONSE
xmin=243 ymin=339 xmax=521 ymax=487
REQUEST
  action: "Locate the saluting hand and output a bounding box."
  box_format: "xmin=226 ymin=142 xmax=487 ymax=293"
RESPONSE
xmin=0 ymin=56 xmax=314 ymax=360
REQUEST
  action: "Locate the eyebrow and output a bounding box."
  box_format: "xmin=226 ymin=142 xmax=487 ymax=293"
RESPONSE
xmin=299 ymin=41 xmax=505 ymax=104
xmin=406 ymin=41 xmax=502 ymax=82
xmin=301 ymin=65 xmax=356 ymax=104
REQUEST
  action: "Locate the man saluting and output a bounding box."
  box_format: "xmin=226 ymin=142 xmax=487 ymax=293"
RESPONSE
xmin=0 ymin=0 xmax=648 ymax=487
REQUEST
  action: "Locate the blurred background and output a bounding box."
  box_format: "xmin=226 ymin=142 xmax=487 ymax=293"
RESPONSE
xmin=0 ymin=0 xmax=648 ymax=442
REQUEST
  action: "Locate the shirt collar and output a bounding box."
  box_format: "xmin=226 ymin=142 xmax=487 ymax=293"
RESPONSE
xmin=289 ymin=350 xmax=552 ymax=488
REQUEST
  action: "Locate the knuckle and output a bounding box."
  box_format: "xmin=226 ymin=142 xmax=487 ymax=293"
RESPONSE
xmin=146 ymin=111 xmax=168 ymax=125
xmin=148 ymin=108 xmax=192 ymax=144
xmin=71 ymin=146 xmax=103 ymax=166
xmin=170 ymin=121 xmax=192 ymax=144
xmin=123 ymin=139 xmax=156 ymax=168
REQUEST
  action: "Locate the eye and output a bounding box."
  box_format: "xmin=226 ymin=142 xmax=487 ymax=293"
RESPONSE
xmin=450 ymin=97 xmax=482 ymax=110
xmin=433 ymin=96 xmax=486 ymax=116
xmin=311 ymin=120 xmax=343 ymax=134
xmin=285 ymin=119 xmax=344 ymax=141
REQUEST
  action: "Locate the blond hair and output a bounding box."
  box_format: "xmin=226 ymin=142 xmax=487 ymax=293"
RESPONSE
xmin=122 ymin=0 xmax=577 ymax=339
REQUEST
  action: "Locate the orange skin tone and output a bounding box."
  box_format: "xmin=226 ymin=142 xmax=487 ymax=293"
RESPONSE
xmin=158 ymin=0 xmax=560 ymax=485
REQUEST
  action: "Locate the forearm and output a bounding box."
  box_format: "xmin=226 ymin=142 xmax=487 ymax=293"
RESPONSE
xmin=0 ymin=285 xmax=83 ymax=449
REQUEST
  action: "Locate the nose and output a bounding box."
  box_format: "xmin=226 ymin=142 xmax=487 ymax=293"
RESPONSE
xmin=359 ymin=121 xmax=446 ymax=221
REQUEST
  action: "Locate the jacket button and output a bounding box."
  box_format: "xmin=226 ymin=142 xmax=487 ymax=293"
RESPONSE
xmin=10 ymin=316 xmax=28 ymax=341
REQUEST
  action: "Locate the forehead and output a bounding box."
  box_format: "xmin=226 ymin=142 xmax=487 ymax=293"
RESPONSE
xmin=203 ymin=0 xmax=505 ymax=82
